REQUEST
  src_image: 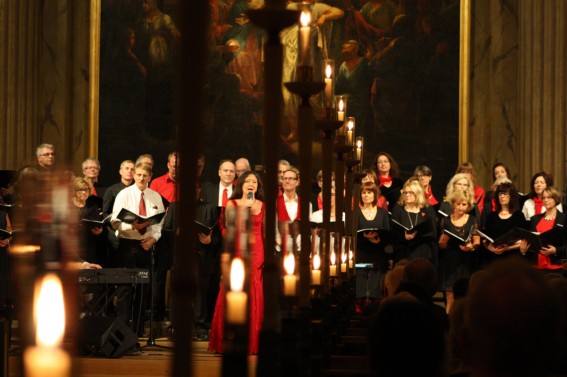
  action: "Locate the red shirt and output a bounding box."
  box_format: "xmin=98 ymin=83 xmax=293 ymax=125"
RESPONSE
xmin=150 ymin=174 xmax=176 ymax=203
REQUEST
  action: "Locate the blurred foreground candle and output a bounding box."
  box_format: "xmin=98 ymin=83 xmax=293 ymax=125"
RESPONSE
xmin=226 ymin=258 xmax=248 ymax=324
xmin=24 ymin=274 xmax=70 ymax=377
xmin=283 ymin=253 xmax=297 ymax=296
xmin=329 ymin=249 xmax=337 ymax=277
xmin=311 ymin=254 xmax=321 ymax=285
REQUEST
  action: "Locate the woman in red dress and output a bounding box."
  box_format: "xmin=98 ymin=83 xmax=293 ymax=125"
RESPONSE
xmin=208 ymin=170 xmax=265 ymax=355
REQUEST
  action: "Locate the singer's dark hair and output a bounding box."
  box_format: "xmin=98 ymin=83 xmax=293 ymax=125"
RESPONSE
xmin=231 ymin=171 xmax=265 ymax=201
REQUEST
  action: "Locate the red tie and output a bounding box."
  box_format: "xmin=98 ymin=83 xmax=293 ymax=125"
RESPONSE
xmin=222 ymin=187 xmax=228 ymax=208
xmin=139 ymin=191 xmax=147 ymax=234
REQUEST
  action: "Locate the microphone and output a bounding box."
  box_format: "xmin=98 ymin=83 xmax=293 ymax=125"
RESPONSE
xmin=247 ymin=192 xmax=253 ymax=200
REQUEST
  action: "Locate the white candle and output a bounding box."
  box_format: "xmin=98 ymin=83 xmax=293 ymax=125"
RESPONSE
xmin=324 ymin=64 xmax=333 ymax=107
xmin=356 ymin=137 xmax=363 ymax=161
xmin=346 ymin=118 xmax=355 ymax=146
xmin=299 ymin=11 xmax=311 ymax=66
xmin=348 ymin=249 xmax=354 ymax=269
xmin=330 ymin=250 xmax=337 ymax=277
xmin=283 ymin=253 xmax=297 ymax=296
xmin=337 ymin=97 xmax=345 ymax=121
xmin=311 ymin=254 xmax=321 ymax=285
xmin=226 ymin=258 xmax=248 ymax=324
xmin=330 ymin=265 xmax=337 ymax=277
xmin=24 ymin=274 xmax=71 ymax=377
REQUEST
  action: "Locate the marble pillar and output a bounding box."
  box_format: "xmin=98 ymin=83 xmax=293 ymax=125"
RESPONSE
xmin=0 ymin=0 xmax=41 ymax=169
xmin=468 ymin=0 xmax=567 ymax=192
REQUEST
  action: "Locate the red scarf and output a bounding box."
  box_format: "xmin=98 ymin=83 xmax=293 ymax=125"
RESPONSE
xmin=424 ymin=186 xmax=438 ymax=206
xmin=378 ymin=175 xmax=392 ymax=187
xmin=491 ymin=198 xmax=497 ymax=212
xmin=533 ymin=197 xmax=544 ymax=215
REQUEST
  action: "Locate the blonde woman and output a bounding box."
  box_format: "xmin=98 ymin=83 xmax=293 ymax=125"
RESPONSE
xmin=390 ymin=179 xmax=438 ymax=264
xmin=438 ymin=190 xmax=480 ymax=313
xmin=438 ymin=173 xmax=480 ymax=223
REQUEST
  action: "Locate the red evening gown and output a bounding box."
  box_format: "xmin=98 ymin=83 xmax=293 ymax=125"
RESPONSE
xmin=208 ymin=200 xmax=265 ymax=355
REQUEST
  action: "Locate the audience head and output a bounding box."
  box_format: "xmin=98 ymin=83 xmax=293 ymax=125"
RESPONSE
xmin=218 ymin=160 xmax=236 ymax=187
xmin=492 ymin=162 xmax=510 ymax=181
xmin=235 ymin=157 xmax=251 ymax=177
xmin=370 ymin=295 xmax=448 ymax=377
xmin=398 ymin=179 xmax=428 ymax=208
xmin=136 ymin=153 xmax=154 ymax=168
xmin=494 ymin=181 xmax=520 ymax=213
xmin=360 ymin=182 xmax=380 ymax=206
xmin=401 ymin=258 xmax=438 ymax=297
xmin=383 ymin=260 xmax=407 ymax=298
xmin=373 ymin=151 xmax=399 ymax=178
xmin=316 ymin=170 xmax=335 ymax=191
xmin=82 ymin=158 xmax=101 ymax=182
xmin=232 ymin=170 xmax=264 ymax=201
xmin=529 ymin=171 xmax=554 ymax=198
xmin=36 ymin=143 xmax=56 ymax=169
xmin=463 ymin=258 xmax=564 ymax=377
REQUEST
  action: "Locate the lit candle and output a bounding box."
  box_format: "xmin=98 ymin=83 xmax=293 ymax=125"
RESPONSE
xmin=311 ymin=253 xmax=321 ymax=285
xmin=283 ymin=253 xmax=297 ymax=296
xmin=348 ymin=249 xmax=354 ymax=269
xmin=341 ymin=251 xmax=347 ymax=273
xmin=226 ymin=258 xmax=248 ymax=324
xmin=355 ymin=137 xmax=364 ymax=162
xmin=329 ymin=249 xmax=337 ymax=277
xmin=337 ymin=96 xmax=345 ymax=121
xmin=346 ymin=117 xmax=355 ymax=146
xmin=298 ymin=10 xmax=311 ymax=67
xmin=324 ymin=63 xmax=333 ymax=108
xmin=24 ymin=274 xmax=71 ymax=377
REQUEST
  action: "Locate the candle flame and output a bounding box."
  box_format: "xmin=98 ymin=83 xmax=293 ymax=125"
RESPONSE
xmin=347 ymin=119 xmax=355 ymax=131
xmin=356 ymin=138 xmax=363 ymax=149
xmin=35 ymin=274 xmax=65 ymax=347
xmin=300 ymin=10 xmax=311 ymax=27
xmin=330 ymin=250 xmax=336 ymax=265
xmin=230 ymin=258 xmax=245 ymax=292
xmin=349 ymin=249 xmax=354 ymax=261
xmin=284 ymin=253 xmax=295 ymax=275
xmin=313 ymin=254 xmax=321 ymax=270
xmin=338 ymin=98 xmax=344 ymax=111
xmin=341 ymin=251 xmax=347 ymax=264
xmin=325 ymin=64 xmax=332 ymax=79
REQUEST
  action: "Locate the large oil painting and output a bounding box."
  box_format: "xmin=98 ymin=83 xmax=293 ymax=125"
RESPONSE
xmin=98 ymin=0 xmax=460 ymax=186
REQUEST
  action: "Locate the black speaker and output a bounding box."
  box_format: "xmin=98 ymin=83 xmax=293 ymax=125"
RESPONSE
xmin=78 ymin=316 xmax=138 ymax=358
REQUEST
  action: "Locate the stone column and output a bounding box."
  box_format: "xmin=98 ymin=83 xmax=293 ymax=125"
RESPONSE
xmin=518 ymin=0 xmax=567 ymax=191
xmin=0 ymin=0 xmax=41 ymax=169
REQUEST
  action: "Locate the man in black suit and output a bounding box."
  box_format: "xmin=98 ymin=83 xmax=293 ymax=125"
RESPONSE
xmin=197 ymin=159 xmax=235 ymax=340
xmin=103 ymin=160 xmax=135 ymax=256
